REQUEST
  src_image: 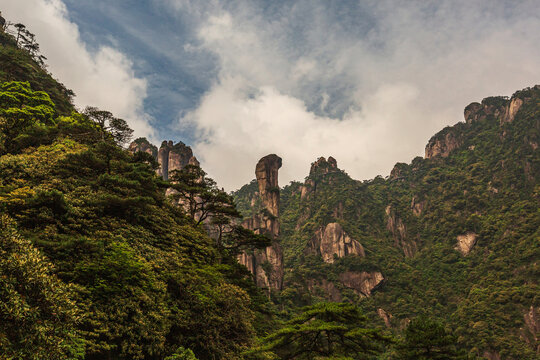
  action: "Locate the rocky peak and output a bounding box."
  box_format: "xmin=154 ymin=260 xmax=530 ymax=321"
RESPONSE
xmin=239 ymin=154 xmax=284 ymax=292
xmin=255 ymin=154 xmax=282 ymax=218
xmin=425 ymin=128 xmax=462 ymax=159
xmin=464 ymin=97 xmax=508 ymax=124
xmin=128 ymin=137 xmax=158 ymax=158
xmin=309 ymin=156 xmax=338 ymax=176
xmin=157 ymin=140 xmax=196 ymax=180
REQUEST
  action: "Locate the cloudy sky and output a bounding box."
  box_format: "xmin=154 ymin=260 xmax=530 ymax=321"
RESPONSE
xmin=2 ymin=0 xmax=540 ymax=190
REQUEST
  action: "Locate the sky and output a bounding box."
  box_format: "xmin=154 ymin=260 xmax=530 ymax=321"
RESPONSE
xmin=2 ymin=0 xmax=540 ymax=190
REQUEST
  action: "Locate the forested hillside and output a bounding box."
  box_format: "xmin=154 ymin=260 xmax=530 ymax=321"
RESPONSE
xmin=234 ymin=87 xmax=540 ymax=359
xmin=0 ymin=22 xmax=274 ymax=360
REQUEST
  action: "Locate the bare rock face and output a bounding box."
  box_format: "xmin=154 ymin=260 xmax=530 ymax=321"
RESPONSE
xmin=128 ymin=137 xmax=158 ymax=158
xmin=425 ymin=130 xmax=462 ymax=159
xmin=129 ymin=139 xmax=199 ymax=180
xmin=157 ymin=141 xmax=173 ymax=179
xmin=168 ymin=142 xmax=195 ymax=174
xmin=502 ymin=97 xmax=524 ymax=124
xmin=455 ymin=232 xmax=477 ymax=255
xmin=521 ymin=306 xmax=540 ymax=354
xmin=158 ymin=141 xmax=196 ymax=180
xmin=377 ymin=308 xmax=393 ymax=328
xmin=255 ymin=154 xmax=282 ymax=218
xmin=300 ymin=178 xmax=316 ymax=200
xmin=464 ymin=99 xmax=506 ymax=124
xmin=386 ymin=205 xmax=417 ymax=258
xmin=310 ymin=222 xmax=365 ymax=263
xmin=239 ymin=154 xmax=284 ymax=291
xmin=339 ymin=271 xmax=384 ymax=297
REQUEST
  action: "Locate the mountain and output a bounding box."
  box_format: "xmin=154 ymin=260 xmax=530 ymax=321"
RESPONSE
xmin=0 ymin=21 xmax=273 ymax=360
xmin=233 ymin=86 xmax=540 ymax=359
xmin=1 ymin=12 xmax=539 ymax=360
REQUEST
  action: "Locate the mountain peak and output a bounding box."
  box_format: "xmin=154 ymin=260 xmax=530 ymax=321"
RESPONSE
xmin=309 ymin=156 xmax=338 ymax=176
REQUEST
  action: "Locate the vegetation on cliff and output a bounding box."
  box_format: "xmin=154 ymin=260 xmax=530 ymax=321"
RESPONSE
xmin=234 ymin=86 xmax=540 ymax=358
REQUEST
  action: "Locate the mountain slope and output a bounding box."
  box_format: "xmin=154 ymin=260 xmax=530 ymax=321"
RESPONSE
xmin=234 ymin=86 xmax=540 ymax=359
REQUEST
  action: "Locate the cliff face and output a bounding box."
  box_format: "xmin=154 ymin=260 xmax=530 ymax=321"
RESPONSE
xmin=425 ymin=90 xmax=531 ymax=159
xmin=239 ymin=155 xmax=284 ymax=291
xmin=157 ymin=141 xmax=197 ymax=180
xmin=339 ymin=271 xmax=384 ymax=297
xmin=385 ymin=205 xmax=417 ymax=258
xmin=424 ymin=128 xmax=462 ymax=159
xmin=455 ymin=232 xmax=477 ymax=255
xmin=129 ymin=139 xmax=198 ymax=180
xmin=128 ymin=137 xmax=158 ymax=158
xmin=309 ymin=222 xmax=365 ymax=263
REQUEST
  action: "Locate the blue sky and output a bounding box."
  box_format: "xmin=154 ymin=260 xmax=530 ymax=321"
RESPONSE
xmin=3 ymin=0 xmax=540 ymax=189
xmin=61 ymin=0 xmax=217 ymax=143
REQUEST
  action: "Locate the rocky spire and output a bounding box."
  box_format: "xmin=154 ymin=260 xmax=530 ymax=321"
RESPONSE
xmin=129 ymin=139 xmax=198 ymax=180
xmin=128 ymin=137 xmax=158 ymax=158
xmin=309 ymin=156 xmax=338 ymax=176
xmin=239 ymin=154 xmax=284 ymax=291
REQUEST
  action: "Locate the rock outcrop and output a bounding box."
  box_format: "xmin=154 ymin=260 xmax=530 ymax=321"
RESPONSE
xmin=255 ymin=154 xmax=282 ymax=219
xmin=425 ymin=129 xmax=462 ymax=159
xmin=239 ymin=155 xmax=284 ymax=291
xmin=128 ymin=137 xmax=158 ymax=158
xmin=464 ymin=98 xmax=507 ymax=124
xmin=157 ymin=141 xmax=197 ymax=180
xmin=385 ymin=205 xmax=417 ymax=258
xmin=300 ymin=157 xmax=340 ymax=200
xmin=377 ymin=308 xmax=393 ymax=328
xmin=309 ymin=222 xmax=365 ymax=263
xmin=128 ymin=139 xmax=198 ymax=180
xmin=310 ymin=156 xmax=338 ymax=175
xmin=339 ymin=271 xmax=384 ymax=297
xmin=502 ymin=97 xmax=524 ymax=124
xmin=455 ymin=232 xmax=477 ymax=255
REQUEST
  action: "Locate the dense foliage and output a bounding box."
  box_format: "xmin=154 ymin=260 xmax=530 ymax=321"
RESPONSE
xmin=234 ymin=87 xmax=540 ymax=358
xmin=249 ymin=302 xmax=391 ymax=359
xmin=0 ymin=77 xmax=268 ymax=359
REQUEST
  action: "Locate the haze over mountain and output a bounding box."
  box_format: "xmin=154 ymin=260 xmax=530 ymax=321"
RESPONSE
xmin=2 ymin=0 xmax=540 ymax=189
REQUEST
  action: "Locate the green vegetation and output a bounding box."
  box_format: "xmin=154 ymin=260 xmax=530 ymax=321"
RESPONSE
xmin=395 ymin=316 xmax=468 ymax=360
xmin=0 ymin=77 xmax=267 ymax=359
xmin=234 ymin=87 xmax=540 ymax=358
xmin=1 ymin=15 xmax=539 ymax=359
xmin=249 ymin=302 xmax=391 ymax=359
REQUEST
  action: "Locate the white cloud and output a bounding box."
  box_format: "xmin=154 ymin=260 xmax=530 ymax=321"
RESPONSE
xmin=1 ymin=0 xmax=155 ymax=140
xmin=171 ymin=0 xmax=540 ymax=190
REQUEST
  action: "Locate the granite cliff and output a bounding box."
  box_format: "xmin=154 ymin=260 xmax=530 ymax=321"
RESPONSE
xmin=128 ymin=138 xmax=199 ymax=179
xmin=238 ymin=154 xmax=284 ymax=292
